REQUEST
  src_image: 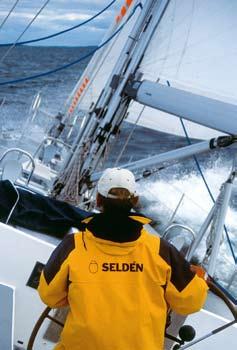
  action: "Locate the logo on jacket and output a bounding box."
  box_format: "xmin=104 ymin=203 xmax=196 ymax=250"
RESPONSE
xmin=102 ymin=262 xmax=143 ymax=272
xmin=89 ymin=260 xmax=99 ymax=273
xmin=88 ymin=261 xmax=144 ymax=273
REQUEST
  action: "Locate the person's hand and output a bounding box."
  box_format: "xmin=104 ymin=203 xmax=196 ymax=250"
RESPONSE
xmin=190 ymin=264 xmax=211 ymax=285
xmin=190 ymin=264 xmax=206 ymax=278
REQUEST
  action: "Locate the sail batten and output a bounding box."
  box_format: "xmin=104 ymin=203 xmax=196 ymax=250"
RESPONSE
xmin=127 ymin=80 xmax=237 ymax=135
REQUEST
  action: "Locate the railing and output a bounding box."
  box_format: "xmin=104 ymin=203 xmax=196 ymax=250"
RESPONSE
xmin=162 ymin=223 xmax=196 ymax=259
xmin=32 ymin=137 xmax=73 ymax=160
xmin=0 ymin=148 xmax=35 ymax=185
xmin=30 ymin=136 xmax=74 ymax=173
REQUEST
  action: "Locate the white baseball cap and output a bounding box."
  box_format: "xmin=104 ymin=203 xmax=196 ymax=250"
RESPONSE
xmin=97 ymin=168 xmax=136 ymax=199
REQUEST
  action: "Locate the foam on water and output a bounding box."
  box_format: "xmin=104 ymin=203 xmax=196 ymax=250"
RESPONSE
xmin=140 ymin=161 xmax=237 ymax=227
xmin=139 ymin=163 xmax=237 ymax=297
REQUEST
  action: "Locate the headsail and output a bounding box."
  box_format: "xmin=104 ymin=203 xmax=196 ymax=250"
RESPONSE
xmin=64 ymin=0 xmax=140 ymax=118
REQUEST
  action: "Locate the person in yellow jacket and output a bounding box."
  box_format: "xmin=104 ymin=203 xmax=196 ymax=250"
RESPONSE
xmin=38 ymin=167 xmax=208 ymax=350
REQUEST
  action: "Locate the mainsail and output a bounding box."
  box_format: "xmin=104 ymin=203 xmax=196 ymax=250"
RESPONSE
xmin=70 ymin=0 xmax=237 ymax=140
xmin=126 ymin=0 xmax=237 ymax=139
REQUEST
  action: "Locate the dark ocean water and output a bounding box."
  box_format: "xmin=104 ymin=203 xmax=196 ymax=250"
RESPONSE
xmin=0 ymin=46 xmax=93 ymax=128
xmin=0 ymin=46 xmax=237 ymax=287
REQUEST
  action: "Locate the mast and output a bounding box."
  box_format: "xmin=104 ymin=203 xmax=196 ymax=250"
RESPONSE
xmin=62 ymin=0 xmax=137 ymax=130
xmin=52 ymin=0 xmax=171 ymax=204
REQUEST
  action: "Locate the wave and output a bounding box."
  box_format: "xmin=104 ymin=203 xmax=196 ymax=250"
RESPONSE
xmin=140 ymin=164 xmax=237 ymax=297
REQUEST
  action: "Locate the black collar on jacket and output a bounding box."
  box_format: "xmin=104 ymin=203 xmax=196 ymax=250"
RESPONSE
xmin=86 ymin=212 xmax=147 ymax=243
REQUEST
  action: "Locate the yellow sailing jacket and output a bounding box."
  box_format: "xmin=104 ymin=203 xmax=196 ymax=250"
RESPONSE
xmin=38 ymin=214 xmax=208 ymax=350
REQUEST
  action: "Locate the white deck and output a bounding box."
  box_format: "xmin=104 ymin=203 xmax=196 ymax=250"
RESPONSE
xmin=0 ymin=284 xmax=14 ymax=350
xmin=184 ymin=308 xmax=237 ymax=349
xmin=0 ymin=222 xmax=57 ymax=349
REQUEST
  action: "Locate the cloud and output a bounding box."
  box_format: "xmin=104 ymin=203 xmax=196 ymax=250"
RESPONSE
xmin=0 ymin=0 xmax=123 ymax=46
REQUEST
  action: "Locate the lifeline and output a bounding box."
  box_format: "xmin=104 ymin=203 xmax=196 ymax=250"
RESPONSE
xmin=102 ymin=262 xmax=144 ymax=272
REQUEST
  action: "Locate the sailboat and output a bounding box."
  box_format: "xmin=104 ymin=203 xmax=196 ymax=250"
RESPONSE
xmin=0 ymin=0 xmax=237 ymax=349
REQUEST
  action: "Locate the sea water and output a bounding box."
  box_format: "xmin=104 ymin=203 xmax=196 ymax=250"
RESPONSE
xmin=0 ymin=46 xmax=236 ymax=300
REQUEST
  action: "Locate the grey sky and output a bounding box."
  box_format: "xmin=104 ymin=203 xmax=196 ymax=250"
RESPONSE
xmin=0 ymin=0 xmax=123 ymax=46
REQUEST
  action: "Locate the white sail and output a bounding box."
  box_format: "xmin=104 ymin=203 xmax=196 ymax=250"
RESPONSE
xmin=69 ymin=0 xmax=237 ymax=139
xmin=70 ymin=0 xmax=141 ymax=114
xmin=126 ymin=0 xmax=237 ymax=139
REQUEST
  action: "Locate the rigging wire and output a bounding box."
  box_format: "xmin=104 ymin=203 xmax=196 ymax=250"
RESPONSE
xmin=165 ymin=24 xmax=237 ymax=265
xmin=113 ymin=0 xmax=176 ymax=167
xmin=0 ymin=0 xmax=20 ymax=32
xmin=177 ymin=113 xmax=237 ymax=265
xmin=114 ymin=104 xmax=144 ymax=166
xmin=0 ymin=0 xmax=51 ymax=64
xmin=166 ymin=20 xmax=236 ymax=265
xmin=164 ymin=15 xmax=237 ymax=264
xmin=0 ymin=0 xmax=118 ymax=47
xmin=52 ymin=2 xmax=143 ymax=204
xmin=0 ymin=3 xmax=142 ymax=86
xmin=66 ymin=4 xmax=126 ymax=114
